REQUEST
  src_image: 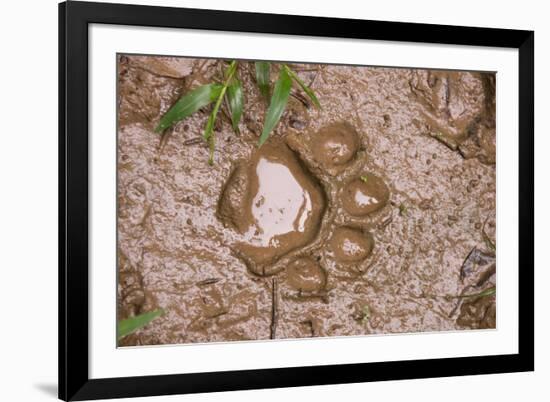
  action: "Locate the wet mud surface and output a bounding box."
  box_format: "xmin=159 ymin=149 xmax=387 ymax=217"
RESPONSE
xmin=117 ymin=55 xmax=496 ymax=346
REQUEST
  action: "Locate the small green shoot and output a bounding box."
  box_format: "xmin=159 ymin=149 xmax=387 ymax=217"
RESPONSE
xmin=398 ymin=203 xmax=407 ymax=217
xmin=457 ymin=286 xmax=496 ymax=300
xmin=484 ymin=237 xmax=496 ymax=252
xmin=361 ymin=305 xmax=371 ymax=325
xmin=117 ymin=309 xmax=164 ymax=340
xmin=482 ymin=216 xmax=496 ymax=252
xmin=155 ymin=60 xmax=322 ymax=162
xmin=360 ymin=175 xmax=369 ymax=183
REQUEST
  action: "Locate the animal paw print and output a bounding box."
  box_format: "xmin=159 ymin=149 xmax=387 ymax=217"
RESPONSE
xmin=217 ymin=121 xmax=391 ymax=291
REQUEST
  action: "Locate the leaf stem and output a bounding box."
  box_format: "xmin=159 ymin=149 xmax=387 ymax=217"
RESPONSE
xmin=204 ymin=61 xmax=238 ymax=164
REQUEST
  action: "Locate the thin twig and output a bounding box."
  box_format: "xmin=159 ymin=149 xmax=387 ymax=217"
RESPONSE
xmin=290 ymin=67 xmax=319 ymax=72
xmin=283 ymin=291 xmax=329 ymax=304
xmin=128 ymin=64 xmax=182 ymax=80
xmin=290 ymin=91 xmax=310 ymax=109
xmin=182 ymin=137 xmax=205 ymax=146
xmin=460 ymin=247 xmax=478 ymax=281
xmin=196 ymin=278 xmax=221 ymax=287
xmin=482 ymin=215 xmax=496 ymax=251
xmin=139 ymin=204 xmax=152 ymax=227
xmin=309 ymin=69 xmax=320 ymax=88
xmin=270 ymin=278 xmax=278 ymax=339
xmin=300 ymin=319 xmax=315 ymax=337
xmin=429 ymin=131 xmax=458 ymax=151
xmin=377 ymin=213 xmax=393 ymax=230
xmin=195 ymin=59 xmax=210 ymax=74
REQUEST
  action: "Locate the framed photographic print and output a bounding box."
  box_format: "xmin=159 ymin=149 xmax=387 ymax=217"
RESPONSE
xmin=59 ymin=1 xmax=534 ymax=400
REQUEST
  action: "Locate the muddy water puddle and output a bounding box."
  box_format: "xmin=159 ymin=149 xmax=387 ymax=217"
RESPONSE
xmin=117 ymin=56 xmax=496 ymax=346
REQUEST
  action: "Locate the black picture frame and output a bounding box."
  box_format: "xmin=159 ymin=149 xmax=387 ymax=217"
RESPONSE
xmin=59 ymin=1 xmax=534 ymax=400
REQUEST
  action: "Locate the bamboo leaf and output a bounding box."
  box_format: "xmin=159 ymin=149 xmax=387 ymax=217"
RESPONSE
xmin=255 ymin=61 xmax=271 ymax=100
xmin=155 ymin=84 xmax=223 ymax=133
xmin=117 ymin=309 xmax=164 ymax=340
xmin=284 ymin=65 xmax=321 ymax=109
xmin=259 ymin=67 xmax=292 ymax=146
xmin=227 ymin=79 xmax=244 ymax=133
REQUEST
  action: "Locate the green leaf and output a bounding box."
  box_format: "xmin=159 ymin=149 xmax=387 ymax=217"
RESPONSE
xmin=259 ymin=67 xmax=292 ymax=146
xmin=255 ymin=61 xmax=271 ymax=100
xmin=284 ymin=65 xmax=321 ymax=109
xmin=117 ymin=309 xmax=164 ymax=340
xmin=227 ymin=79 xmax=244 ymax=133
xmin=155 ymin=84 xmax=223 ymax=133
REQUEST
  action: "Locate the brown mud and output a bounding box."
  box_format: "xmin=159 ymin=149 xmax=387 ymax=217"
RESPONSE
xmin=117 ymin=55 xmax=496 ymax=346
